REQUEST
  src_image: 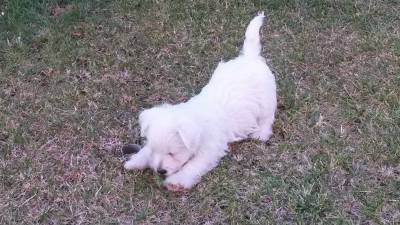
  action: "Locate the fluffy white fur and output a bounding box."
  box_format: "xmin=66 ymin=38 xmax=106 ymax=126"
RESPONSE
xmin=124 ymin=12 xmax=277 ymax=191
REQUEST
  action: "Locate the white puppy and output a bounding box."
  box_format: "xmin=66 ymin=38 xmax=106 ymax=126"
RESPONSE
xmin=124 ymin=12 xmax=276 ymax=191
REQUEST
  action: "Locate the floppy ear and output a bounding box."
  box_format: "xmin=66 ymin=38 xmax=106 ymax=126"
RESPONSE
xmin=138 ymin=109 xmax=155 ymax=137
xmin=138 ymin=104 xmax=171 ymax=137
xmin=176 ymin=119 xmax=202 ymax=152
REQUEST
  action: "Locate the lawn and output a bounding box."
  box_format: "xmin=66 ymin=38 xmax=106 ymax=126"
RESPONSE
xmin=0 ymin=0 xmax=399 ymax=224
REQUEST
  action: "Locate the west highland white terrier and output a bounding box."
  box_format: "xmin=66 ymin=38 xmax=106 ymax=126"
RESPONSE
xmin=124 ymin=12 xmax=277 ymax=192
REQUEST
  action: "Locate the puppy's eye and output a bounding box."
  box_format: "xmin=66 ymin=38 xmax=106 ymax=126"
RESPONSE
xmin=168 ymin=152 xmax=174 ymax=156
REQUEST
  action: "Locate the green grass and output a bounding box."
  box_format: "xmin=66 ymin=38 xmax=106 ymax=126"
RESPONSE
xmin=1 ymin=0 xmax=399 ymax=224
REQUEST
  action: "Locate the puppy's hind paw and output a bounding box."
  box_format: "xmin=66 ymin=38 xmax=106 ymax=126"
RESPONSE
xmin=250 ymin=127 xmax=272 ymax=142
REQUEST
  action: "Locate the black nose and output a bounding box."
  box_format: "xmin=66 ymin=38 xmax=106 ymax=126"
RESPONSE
xmin=157 ymin=169 xmax=167 ymax=175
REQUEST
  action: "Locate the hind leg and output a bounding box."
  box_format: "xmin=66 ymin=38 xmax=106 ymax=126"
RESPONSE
xmin=250 ymin=114 xmax=274 ymax=142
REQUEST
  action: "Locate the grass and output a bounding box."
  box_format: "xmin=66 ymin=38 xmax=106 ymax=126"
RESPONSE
xmin=0 ymin=0 xmax=399 ymax=224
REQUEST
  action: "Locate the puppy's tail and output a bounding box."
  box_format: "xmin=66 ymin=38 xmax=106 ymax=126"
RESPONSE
xmin=241 ymin=12 xmax=265 ymax=57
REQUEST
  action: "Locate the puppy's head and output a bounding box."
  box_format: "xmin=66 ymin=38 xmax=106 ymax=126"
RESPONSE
xmin=138 ymin=105 xmax=202 ymax=177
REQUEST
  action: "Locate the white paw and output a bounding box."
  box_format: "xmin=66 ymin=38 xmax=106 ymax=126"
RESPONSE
xmin=123 ymin=155 xmax=148 ymax=170
xmin=250 ymin=128 xmax=272 ymax=142
xmin=164 ymin=183 xmax=187 ymax=192
xmin=164 ymin=173 xmax=198 ymax=191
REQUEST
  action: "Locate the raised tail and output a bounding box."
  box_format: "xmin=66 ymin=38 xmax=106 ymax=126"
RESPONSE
xmin=241 ymin=12 xmax=265 ymax=57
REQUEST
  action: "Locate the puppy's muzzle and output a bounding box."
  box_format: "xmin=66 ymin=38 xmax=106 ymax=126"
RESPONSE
xmin=157 ymin=169 xmax=167 ymax=179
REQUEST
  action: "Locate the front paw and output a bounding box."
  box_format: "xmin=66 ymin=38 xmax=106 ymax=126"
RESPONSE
xmin=163 ymin=174 xmax=198 ymax=191
xmin=123 ymin=155 xmax=148 ymax=170
xmin=165 ymin=183 xmax=187 ymax=192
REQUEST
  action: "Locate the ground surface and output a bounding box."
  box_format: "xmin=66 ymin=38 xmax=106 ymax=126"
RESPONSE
xmin=0 ymin=0 xmax=399 ymax=224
